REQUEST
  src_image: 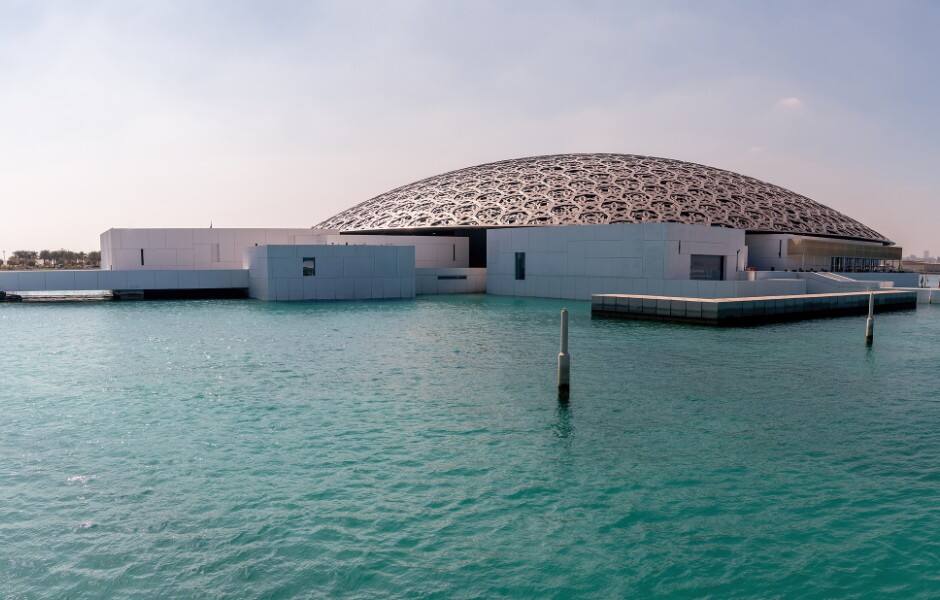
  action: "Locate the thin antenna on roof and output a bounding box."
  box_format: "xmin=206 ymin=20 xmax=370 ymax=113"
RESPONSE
xmin=210 ymin=221 xmax=213 ymax=229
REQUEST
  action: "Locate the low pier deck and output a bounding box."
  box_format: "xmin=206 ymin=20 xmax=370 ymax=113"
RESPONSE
xmin=591 ymin=290 xmax=919 ymax=326
xmin=0 ymin=269 xmax=249 ymax=300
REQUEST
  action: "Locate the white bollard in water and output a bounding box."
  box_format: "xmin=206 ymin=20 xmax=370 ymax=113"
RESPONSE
xmin=557 ymin=308 xmax=571 ymax=392
xmin=865 ymin=292 xmax=875 ymax=346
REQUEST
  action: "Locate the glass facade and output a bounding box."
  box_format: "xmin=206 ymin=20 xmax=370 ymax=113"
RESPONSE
xmin=788 ymin=238 xmax=903 ymax=272
xmin=830 ymin=256 xmax=902 ymax=272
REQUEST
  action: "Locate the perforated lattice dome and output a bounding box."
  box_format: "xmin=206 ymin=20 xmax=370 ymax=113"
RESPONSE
xmin=317 ymin=153 xmax=889 ymax=243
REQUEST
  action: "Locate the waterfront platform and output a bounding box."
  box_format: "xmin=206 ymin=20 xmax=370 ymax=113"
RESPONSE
xmin=591 ymin=290 xmax=919 ymax=325
xmin=0 ymin=269 xmax=249 ymax=298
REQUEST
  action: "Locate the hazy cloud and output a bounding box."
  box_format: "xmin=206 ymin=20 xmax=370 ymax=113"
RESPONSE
xmin=0 ymin=1 xmax=937 ymax=255
xmin=776 ymin=97 xmax=804 ymax=110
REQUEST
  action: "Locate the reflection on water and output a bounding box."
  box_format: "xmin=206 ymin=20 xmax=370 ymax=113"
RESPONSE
xmin=552 ymin=397 xmax=574 ymax=440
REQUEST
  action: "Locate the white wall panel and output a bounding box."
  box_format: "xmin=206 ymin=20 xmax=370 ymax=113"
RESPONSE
xmin=326 ymin=234 xmax=469 ymax=268
xmin=100 ymin=228 xmax=335 ymax=270
xmin=153 ymin=271 xmax=180 ymax=289
xmin=415 ymin=268 xmax=487 ymax=294
xmin=44 ymin=271 xmax=76 ymax=290
xmin=245 ymin=244 xmax=415 ymax=302
xmin=487 ymin=223 xmax=748 ymax=300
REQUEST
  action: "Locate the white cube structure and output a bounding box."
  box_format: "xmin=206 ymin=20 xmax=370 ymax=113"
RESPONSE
xmin=244 ymin=244 xmax=415 ymax=302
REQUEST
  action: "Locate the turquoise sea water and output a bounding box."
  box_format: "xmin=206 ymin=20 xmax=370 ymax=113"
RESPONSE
xmin=2 ymin=296 xmax=940 ymax=598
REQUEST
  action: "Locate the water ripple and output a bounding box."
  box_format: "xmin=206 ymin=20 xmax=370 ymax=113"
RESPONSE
xmin=1 ymin=298 xmax=940 ymax=598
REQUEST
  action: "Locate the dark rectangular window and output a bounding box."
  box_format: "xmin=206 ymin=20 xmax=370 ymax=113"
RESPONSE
xmin=302 ymin=257 xmax=315 ymax=276
xmin=452 ymin=244 xmax=456 ymax=262
xmin=140 ymin=248 xmax=145 ymax=266
xmin=690 ymin=254 xmax=724 ymax=280
xmin=437 ymin=275 xmax=467 ymax=280
xmin=515 ymin=252 xmax=526 ymax=280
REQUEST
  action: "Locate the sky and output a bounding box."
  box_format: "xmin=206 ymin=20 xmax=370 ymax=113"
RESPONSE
xmin=0 ymin=0 xmax=937 ymax=255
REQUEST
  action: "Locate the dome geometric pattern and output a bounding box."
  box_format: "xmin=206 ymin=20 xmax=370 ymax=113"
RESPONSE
xmin=317 ymin=153 xmax=890 ymax=243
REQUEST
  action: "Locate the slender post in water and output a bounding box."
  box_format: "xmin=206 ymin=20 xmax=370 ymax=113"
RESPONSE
xmin=865 ymin=292 xmax=875 ymax=346
xmin=558 ymin=308 xmax=571 ymax=393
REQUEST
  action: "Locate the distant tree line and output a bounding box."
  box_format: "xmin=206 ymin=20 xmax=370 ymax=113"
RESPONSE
xmin=1 ymin=249 xmax=101 ymax=269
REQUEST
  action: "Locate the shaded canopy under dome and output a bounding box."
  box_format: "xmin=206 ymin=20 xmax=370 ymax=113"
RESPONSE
xmin=317 ymin=153 xmax=891 ymax=244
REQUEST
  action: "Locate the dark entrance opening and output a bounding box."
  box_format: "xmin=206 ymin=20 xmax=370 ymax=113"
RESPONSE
xmin=690 ymin=254 xmax=725 ymax=280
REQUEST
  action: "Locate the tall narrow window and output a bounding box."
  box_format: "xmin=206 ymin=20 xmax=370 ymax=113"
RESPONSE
xmin=302 ymin=257 xmax=316 ymax=276
xmin=140 ymin=248 xmax=145 ymax=266
xmin=212 ymin=243 xmax=221 ymax=263
xmin=452 ymin=243 xmax=456 ymax=262
xmin=515 ymin=252 xmax=526 ymax=280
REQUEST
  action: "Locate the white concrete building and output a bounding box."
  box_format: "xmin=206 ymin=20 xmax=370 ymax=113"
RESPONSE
xmin=90 ymin=227 xmax=484 ymax=300
xmin=2 ymin=154 xmax=914 ymax=305
xmin=100 ymin=228 xmax=332 ymax=271
xmin=486 ymin=223 xmax=804 ymax=300
xmin=245 ymin=244 xmax=415 ymax=301
xmin=325 ymin=234 xmax=486 ymax=294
